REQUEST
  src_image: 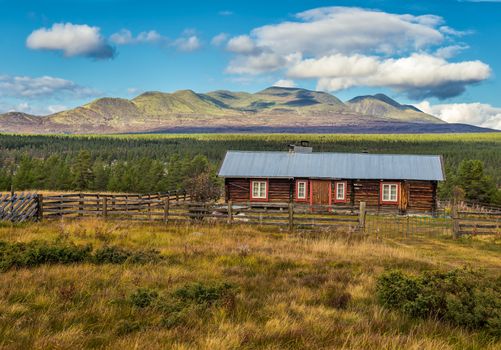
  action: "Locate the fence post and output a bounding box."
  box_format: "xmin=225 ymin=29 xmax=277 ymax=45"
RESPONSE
xmin=78 ymin=193 xmax=84 ymax=217
xmin=359 ymin=201 xmax=366 ymax=232
xmin=37 ymin=194 xmax=44 ymax=221
xmin=103 ymin=197 xmax=108 ymax=218
xmin=147 ymin=194 xmax=152 ymax=221
xmin=227 ymin=200 xmax=233 ymax=224
xmin=288 ymin=202 xmax=294 ymax=232
xmin=452 ymin=196 xmax=459 ymax=239
xmin=164 ymin=197 xmax=170 ymax=222
xmin=9 ymin=185 xmax=14 ymax=218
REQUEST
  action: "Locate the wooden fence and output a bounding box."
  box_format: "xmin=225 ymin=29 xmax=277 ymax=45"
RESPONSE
xmin=41 ymin=192 xmax=189 ymax=220
xmin=0 ymin=193 xmax=40 ymax=223
xmin=1 ymin=191 xmax=500 ymax=237
xmin=454 ymin=207 xmax=501 ymax=237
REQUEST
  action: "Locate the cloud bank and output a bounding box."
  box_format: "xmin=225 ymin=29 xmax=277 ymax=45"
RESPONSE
xmin=416 ymin=101 xmax=501 ymax=130
xmin=0 ymin=75 xmax=96 ymax=98
xmin=224 ymin=6 xmax=491 ymax=100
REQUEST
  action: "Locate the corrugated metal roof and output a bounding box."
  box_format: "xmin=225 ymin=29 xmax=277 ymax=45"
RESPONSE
xmin=218 ymin=151 xmax=444 ymax=181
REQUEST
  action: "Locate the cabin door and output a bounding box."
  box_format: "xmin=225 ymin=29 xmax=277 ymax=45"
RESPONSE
xmin=310 ymin=180 xmax=331 ymax=206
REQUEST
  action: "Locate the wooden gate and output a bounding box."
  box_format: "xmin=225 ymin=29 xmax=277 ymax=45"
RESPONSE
xmin=310 ymin=180 xmax=331 ymax=205
xmin=0 ymin=193 xmax=40 ymax=223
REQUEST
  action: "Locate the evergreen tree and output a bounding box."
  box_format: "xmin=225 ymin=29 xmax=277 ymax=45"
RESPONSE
xmin=72 ymin=150 xmax=94 ymax=190
xmin=456 ymin=160 xmax=498 ymax=204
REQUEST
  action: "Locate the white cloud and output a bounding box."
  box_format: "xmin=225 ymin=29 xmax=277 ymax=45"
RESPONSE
xmin=434 ymin=44 xmax=469 ymax=59
xmin=211 ymin=33 xmax=228 ymax=46
xmin=219 ymin=10 xmax=233 ymax=16
xmin=0 ymin=75 xmax=97 ymax=98
xmin=226 ymin=51 xmax=287 ymax=74
xmin=222 ymin=6 xmax=489 ymax=99
xmin=110 ymin=29 xmax=165 ymax=45
xmin=273 ymin=79 xmax=296 ymax=88
xmin=226 ymin=35 xmax=258 ymax=54
xmin=415 ymin=101 xmax=501 ymax=130
xmin=289 ymin=53 xmax=490 ymax=99
xmin=26 ymin=23 xmax=115 ymax=59
xmin=173 ymin=35 xmax=201 ymax=52
xmin=251 ymin=7 xmax=447 ymax=56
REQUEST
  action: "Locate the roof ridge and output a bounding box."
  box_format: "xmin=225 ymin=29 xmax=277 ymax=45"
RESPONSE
xmin=225 ymin=150 xmax=442 ymax=157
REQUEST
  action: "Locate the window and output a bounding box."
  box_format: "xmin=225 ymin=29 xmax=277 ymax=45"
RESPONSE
xmin=251 ymin=180 xmax=267 ymax=200
xmin=381 ymin=183 xmax=399 ymax=203
xmin=296 ymin=180 xmax=307 ymax=200
xmin=335 ymin=182 xmax=346 ymax=201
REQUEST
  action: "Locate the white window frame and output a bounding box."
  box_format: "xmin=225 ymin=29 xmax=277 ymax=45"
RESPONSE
xmin=381 ymin=183 xmax=399 ymax=203
xmin=335 ymin=182 xmax=346 ymax=201
xmin=251 ymin=180 xmax=268 ymax=200
xmin=296 ymin=180 xmax=307 ymax=200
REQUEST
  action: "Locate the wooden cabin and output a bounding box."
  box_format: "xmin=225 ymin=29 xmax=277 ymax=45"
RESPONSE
xmin=218 ymin=146 xmax=445 ymax=213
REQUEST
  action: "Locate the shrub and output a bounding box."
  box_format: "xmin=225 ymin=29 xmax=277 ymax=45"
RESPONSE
xmin=173 ymin=282 xmax=236 ymax=307
xmin=93 ymin=245 xmax=161 ymax=264
xmin=376 ymin=269 xmax=501 ymax=336
xmin=130 ymin=288 xmax=159 ymax=308
xmin=0 ymin=240 xmax=92 ymax=271
xmin=0 ymin=240 xmax=162 ymax=271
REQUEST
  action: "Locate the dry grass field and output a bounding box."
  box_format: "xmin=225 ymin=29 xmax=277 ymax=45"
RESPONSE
xmin=0 ymin=219 xmax=500 ymax=349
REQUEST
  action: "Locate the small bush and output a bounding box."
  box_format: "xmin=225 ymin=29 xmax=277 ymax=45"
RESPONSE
xmin=93 ymin=245 xmax=161 ymax=264
xmin=0 ymin=240 xmax=162 ymax=271
xmin=0 ymin=240 xmax=92 ymax=271
xmin=173 ymin=282 xmax=236 ymax=307
xmin=130 ymin=288 xmax=159 ymax=308
xmin=376 ymin=269 xmax=501 ymax=336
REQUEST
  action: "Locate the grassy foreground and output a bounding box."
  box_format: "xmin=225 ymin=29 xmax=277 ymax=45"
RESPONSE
xmin=0 ymin=219 xmax=500 ymax=349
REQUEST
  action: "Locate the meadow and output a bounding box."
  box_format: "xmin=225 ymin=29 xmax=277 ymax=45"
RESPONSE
xmin=0 ymin=219 xmax=499 ymax=349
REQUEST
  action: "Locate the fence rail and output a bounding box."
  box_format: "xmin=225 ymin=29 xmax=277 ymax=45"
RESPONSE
xmin=455 ymin=209 xmax=501 ymax=237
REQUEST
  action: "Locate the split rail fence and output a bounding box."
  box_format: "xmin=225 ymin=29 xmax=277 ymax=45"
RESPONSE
xmin=1 ymin=192 xmax=500 ymax=237
xmin=453 ymin=205 xmax=501 ymax=237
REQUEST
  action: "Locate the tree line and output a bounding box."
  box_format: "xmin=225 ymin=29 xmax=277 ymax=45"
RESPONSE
xmin=0 ymin=151 xmax=220 ymax=197
xmin=0 ymin=134 xmax=499 ymax=204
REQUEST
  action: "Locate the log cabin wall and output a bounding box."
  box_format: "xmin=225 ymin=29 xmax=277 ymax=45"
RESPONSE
xmin=225 ymin=178 xmax=250 ymax=202
xmin=268 ymin=179 xmax=292 ymax=203
xmin=225 ymin=178 xmax=291 ymax=203
xmin=407 ymin=180 xmax=436 ymax=212
xmin=353 ymin=180 xmax=382 ymax=207
xmin=224 ymin=178 xmax=437 ymax=212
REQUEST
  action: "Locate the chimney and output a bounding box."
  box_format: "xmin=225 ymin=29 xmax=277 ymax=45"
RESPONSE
xmin=288 ymin=141 xmax=313 ymax=153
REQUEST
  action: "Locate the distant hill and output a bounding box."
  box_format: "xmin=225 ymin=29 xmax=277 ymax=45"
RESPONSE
xmin=0 ymin=87 xmax=496 ymax=134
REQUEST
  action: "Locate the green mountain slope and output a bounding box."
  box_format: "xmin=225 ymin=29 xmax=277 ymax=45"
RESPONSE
xmin=347 ymin=94 xmax=444 ymax=124
xmin=0 ymin=87 xmax=456 ymax=133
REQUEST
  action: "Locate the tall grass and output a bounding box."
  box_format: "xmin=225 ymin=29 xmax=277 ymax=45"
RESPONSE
xmin=0 ymin=218 xmax=499 ymax=349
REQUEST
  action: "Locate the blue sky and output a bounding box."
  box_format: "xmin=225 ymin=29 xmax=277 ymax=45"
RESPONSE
xmin=1 ymin=0 xmax=500 ymax=128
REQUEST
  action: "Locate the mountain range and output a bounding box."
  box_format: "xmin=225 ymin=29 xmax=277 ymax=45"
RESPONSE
xmin=0 ymin=87 xmax=495 ymax=134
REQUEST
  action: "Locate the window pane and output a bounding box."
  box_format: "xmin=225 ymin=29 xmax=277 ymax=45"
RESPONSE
xmin=252 ymin=182 xmax=258 ymax=197
xmin=337 ymin=183 xmax=345 ymax=199
xmin=298 ymin=182 xmax=305 ymax=198
xmin=259 ymin=182 xmax=266 ymax=198
xmin=383 ymin=185 xmax=389 ymax=200
xmin=390 ymin=185 xmax=397 ymax=200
